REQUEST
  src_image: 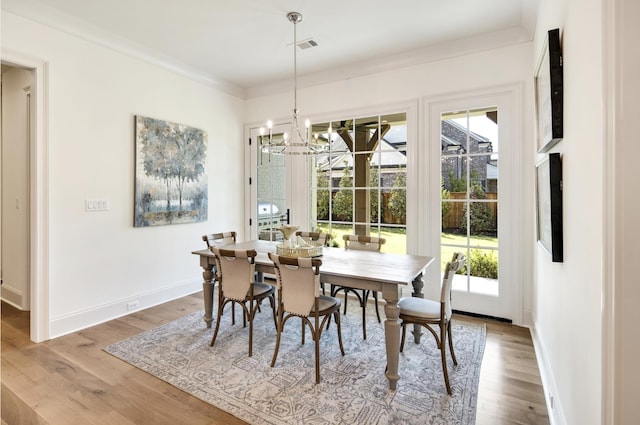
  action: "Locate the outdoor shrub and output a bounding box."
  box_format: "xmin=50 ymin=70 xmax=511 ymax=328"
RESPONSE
xmin=458 ymin=249 xmax=498 ymax=279
xmin=388 ymin=169 xmax=406 ymax=224
xmin=460 ymin=184 xmax=495 ymax=234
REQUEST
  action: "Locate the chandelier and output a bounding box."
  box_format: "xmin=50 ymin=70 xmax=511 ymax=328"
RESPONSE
xmin=260 ymin=12 xmax=332 ymax=156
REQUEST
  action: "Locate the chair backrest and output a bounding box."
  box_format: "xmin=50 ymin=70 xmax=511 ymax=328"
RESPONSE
xmin=295 ymin=231 xmax=331 ymax=246
xmin=269 ymin=253 xmax=321 ymax=317
xmin=342 ymin=234 xmax=386 ymax=252
xmin=441 ymin=252 xmax=466 ymax=319
xmin=211 ymin=247 xmax=256 ymax=301
xmin=202 ymin=231 xmax=237 ymax=249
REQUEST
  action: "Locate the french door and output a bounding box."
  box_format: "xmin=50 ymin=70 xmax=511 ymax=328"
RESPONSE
xmin=247 ymin=124 xmax=301 ymax=241
xmin=426 ymin=86 xmax=522 ymax=322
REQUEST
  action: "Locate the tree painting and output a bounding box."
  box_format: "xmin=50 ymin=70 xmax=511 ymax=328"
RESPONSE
xmin=134 ymin=116 xmax=207 ymax=227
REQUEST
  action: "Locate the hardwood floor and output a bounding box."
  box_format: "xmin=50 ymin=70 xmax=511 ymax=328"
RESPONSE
xmin=1 ymin=294 xmax=549 ymax=425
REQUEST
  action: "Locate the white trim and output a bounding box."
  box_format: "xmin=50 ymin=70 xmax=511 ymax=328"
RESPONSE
xmin=602 ymin=0 xmax=618 ymax=423
xmin=49 ymin=279 xmax=202 ymax=339
xmin=1 ymin=48 xmax=51 ymax=343
xmin=0 ymin=285 xmax=24 ymax=308
xmin=531 ymin=322 xmax=567 ymax=425
xmin=421 ymin=83 xmax=525 ymax=324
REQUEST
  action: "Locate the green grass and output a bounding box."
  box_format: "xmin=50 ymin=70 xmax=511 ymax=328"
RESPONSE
xmin=316 ymin=224 xmax=407 ymax=253
xmin=316 ymin=224 xmax=498 ymax=270
xmin=441 ymin=232 xmax=498 ymax=270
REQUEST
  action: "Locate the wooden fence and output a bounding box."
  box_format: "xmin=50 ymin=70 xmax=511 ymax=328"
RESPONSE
xmin=442 ymin=192 xmax=497 ymax=230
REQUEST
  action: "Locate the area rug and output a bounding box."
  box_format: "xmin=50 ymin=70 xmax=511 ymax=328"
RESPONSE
xmin=105 ymin=305 xmax=485 ymax=425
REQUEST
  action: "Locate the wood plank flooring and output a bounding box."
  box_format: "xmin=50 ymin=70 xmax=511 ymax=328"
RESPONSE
xmin=1 ymin=294 xmax=549 ymax=425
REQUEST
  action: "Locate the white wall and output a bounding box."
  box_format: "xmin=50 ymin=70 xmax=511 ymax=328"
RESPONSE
xmin=1 ymin=67 xmax=32 ymax=309
xmin=532 ymin=1 xmax=604 ymax=424
xmin=1 ymin=11 xmax=246 ymax=338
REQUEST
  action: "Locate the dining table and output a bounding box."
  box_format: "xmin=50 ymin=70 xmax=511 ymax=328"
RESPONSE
xmin=192 ymin=239 xmax=434 ymax=390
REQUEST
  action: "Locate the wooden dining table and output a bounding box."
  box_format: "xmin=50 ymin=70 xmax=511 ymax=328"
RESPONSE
xmin=192 ymin=239 xmax=434 ymax=390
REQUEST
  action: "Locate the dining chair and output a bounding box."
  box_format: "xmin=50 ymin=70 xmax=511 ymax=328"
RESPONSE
xmin=202 ymin=231 xmax=239 ymax=323
xmin=295 ymin=231 xmax=332 ymax=294
xmin=202 ymin=231 xmax=237 ymax=248
xmin=398 ymin=252 xmax=466 ymax=395
xmin=268 ymin=252 xmax=345 ymax=384
xmin=329 ymin=234 xmax=386 ymax=340
xmin=209 ymin=247 xmax=277 ymax=357
xmin=294 ymin=231 xmax=332 ymax=247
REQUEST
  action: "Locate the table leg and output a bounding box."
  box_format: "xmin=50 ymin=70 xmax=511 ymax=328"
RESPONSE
xmin=382 ymin=285 xmax=401 ymax=390
xmin=411 ymin=273 xmax=425 ymax=344
xmin=200 ymin=258 xmax=215 ymax=329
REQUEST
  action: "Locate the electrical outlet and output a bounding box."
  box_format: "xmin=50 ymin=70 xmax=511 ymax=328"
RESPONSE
xmin=127 ymin=300 xmax=140 ymax=311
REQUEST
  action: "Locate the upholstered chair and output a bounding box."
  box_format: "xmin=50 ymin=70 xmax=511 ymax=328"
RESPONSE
xmin=202 ymin=231 xmax=237 ymax=248
xmin=398 ymin=252 xmax=466 ymax=395
xmin=202 ymin=231 xmax=239 ymax=322
xmin=330 ymin=234 xmax=386 ymax=339
xmin=268 ymin=252 xmax=345 ymax=384
xmin=209 ymin=248 xmax=277 ymax=357
xmin=294 ymin=231 xmax=332 ymax=246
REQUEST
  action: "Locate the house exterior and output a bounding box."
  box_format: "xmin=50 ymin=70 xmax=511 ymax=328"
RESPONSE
xmin=1 ymin=1 xmax=638 ymax=425
xmin=440 ymin=119 xmax=494 ymax=193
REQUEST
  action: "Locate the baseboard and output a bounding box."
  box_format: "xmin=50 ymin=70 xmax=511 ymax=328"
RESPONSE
xmin=49 ymin=278 xmax=202 ymax=339
xmin=530 ymin=320 xmax=567 ymax=425
xmin=1 ymin=285 xmax=25 ymax=310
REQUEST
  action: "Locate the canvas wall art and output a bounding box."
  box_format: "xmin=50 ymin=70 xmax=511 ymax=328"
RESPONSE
xmin=134 ymin=115 xmax=208 ymax=227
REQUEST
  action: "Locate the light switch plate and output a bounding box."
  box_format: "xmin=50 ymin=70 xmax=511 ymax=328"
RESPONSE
xmin=85 ymin=199 xmax=110 ymax=212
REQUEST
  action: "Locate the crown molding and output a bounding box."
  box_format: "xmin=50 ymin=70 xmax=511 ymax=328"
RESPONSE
xmin=246 ymin=26 xmax=532 ymax=99
xmin=1 ymin=4 xmax=245 ymax=99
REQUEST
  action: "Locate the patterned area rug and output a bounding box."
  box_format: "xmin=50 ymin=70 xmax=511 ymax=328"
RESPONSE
xmin=105 ymin=305 xmax=485 ymax=425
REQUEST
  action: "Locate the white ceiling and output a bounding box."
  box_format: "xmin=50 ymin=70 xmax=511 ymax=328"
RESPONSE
xmin=2 ymin=0 xmax=539 ymax=98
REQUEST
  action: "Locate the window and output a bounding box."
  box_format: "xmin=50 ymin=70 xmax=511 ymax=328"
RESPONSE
xmin=310 ymin=113 xmax=407 ymax=252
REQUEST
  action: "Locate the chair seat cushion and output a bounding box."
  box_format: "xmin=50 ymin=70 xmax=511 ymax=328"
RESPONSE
xmin=251 ymin=282 xmax=275 ymax=298
xmin=398 ymin=297 xmax=441 ymax=319
xmin=311 ymin=294 xmax=341 ymax=314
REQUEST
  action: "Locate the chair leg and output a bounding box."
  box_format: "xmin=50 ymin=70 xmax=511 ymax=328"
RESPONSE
xmin=210 ymin=302 xmax=225 ymax=347
xmin=361 ymin=290 xmax=368 ymax=340
xmin=372 ymin=291 xmax=381 ymax=323
xmin=343 ymin=290 xmax=349 ymax=315
xmin=399 ymin=323 xmax=407 ymax=352
xmin=271 ymin=295 xmax=278 ymax=329
xmin=314 ymin=329 xmax=320 ymax=384
xmin=248 ymin=306 xmax=253 ymax=357
xmin=301 ymin=319 xmax=306 ymax=345
xmin=271 ymin=314 xmax=284 ymax=367
xmin=334 ymin=310 xmax=345 ymax=356
xmin=447 ymin=320 xmax=458 ymax=365
xmin=440 ymin=324 xmax=452 ymax=395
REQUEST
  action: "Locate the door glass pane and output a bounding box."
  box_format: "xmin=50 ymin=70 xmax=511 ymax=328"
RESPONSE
xmin=440 ymin=107 xmax=499 ymax=297
xmin=257 ymin=131 xmax=287 ymax=241
xmin=442 ymin=157 xmax=468 ymax=195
